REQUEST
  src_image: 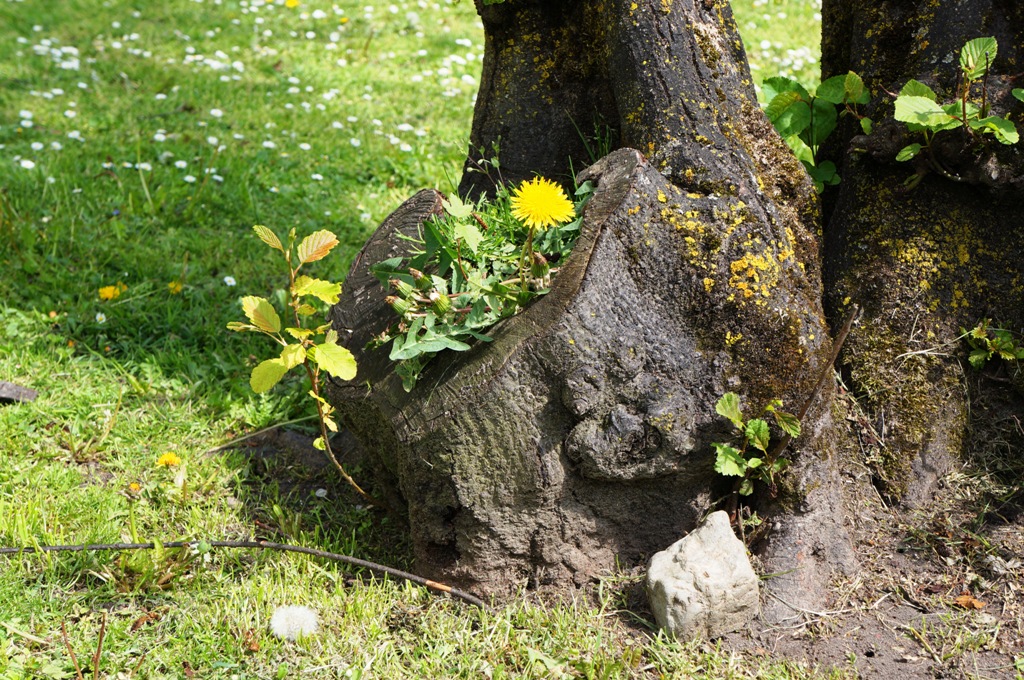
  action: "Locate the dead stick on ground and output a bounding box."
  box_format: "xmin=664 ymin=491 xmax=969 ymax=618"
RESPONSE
xmin=202 ymin=415 xmax=318 ymax=455
xmin=0 ymin=540 xmax=485 ymax=608
xmin=92 ymin=612 xmax=106 ymax=680
xmin=61 ymin=621 xmax=84 ymax=680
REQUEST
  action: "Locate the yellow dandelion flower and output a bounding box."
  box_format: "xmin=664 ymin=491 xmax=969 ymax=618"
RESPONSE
xmin=168 ymin=280 xmax=183 ymax=295
xmin=510 ymin=177 xmax=575 ymax=230
xmin=285 ymin=0 xmax=300 ymax=7
xmin=156 ymin=452 xmax=181 ymax=467
xmin=128 ymin=482 xmax=141 ymax=493
xmin=98 ymin=282 xmax=127 ymax=300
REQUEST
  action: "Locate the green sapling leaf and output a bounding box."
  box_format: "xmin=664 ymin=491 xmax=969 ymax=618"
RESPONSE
xmin=310 ymin=341 xmax=357 ymax=381
xmin=894 ymin=96 xmax=958 ymax=130
xmin=960 ymin=37 xmax=998 ymax=80
xmin=292 ymin=275 xmax=343 ymax=304
xmin=241 ymin=296 xmax=282 ymax=334
xmin=784 ymin=134 xmax=814 ymax=164
xmin=766 ymin=93 xmax=811 ymax=137
xmin=715 ymin=392 xmax=744 ymax=430
xmin=712 ymin=442 xmax=747 ymax=477
xmin=745 ymin=418 xmax=770 ymax=452
xmin=805 ymin=161 xmax=840 ymax=191
xmin=739 ymin=479 xmax=754 ymax=496
xmin=250 ymin=358 xmax=289 ymax=393
xmin=844 ymin=71 xmax=870 ymax=105
xmin=313 ymin=436 xmax=326 ymax=451
xmin=805 ymin=97 xmax=838 ymax=148
xmin=815 ymin=75 xmax=848 ymax=105
xmin=773 ymin=410 xmax=801 ymax=438
xmin=296 ymin=229 xmax=340 ymax=264
xmin=226 ymin=321 xmax=256 ymax=332
xmin=762 ymin=76 xmax=810 ymax=103
xmin=860 ymin=117 xmax=873 ymax=135
xmin=286 ymin=327 xmax=313 ymax=340
xmin=899 ymin=79 xmax=938 ymax=101
xmin=1013 ymin=89 xmax=1024 ymax=103
xmin=279 ymin=343 xmax=306 ymax=369
xmin=896 ymin=144 xmax=922 ymax=161
xmin=969 ymin=116 xmax=1020 ymax=144
xmin=253 ymin=225 xmax=284 ymax=252
xmin=943 ymin=101 xmax=979 ymax=120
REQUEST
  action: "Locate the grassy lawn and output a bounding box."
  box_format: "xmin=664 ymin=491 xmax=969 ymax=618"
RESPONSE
xmin=0 ymin=0 xmax=833 ymax=676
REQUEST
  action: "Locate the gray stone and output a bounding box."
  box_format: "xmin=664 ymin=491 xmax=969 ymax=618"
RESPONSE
xmin=646 ymin=510 xmax=759 ymax=639
xmin=0 ymin=381 xmax=37 ymax=404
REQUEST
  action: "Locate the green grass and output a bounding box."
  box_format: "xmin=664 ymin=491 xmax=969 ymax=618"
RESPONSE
xmin=0 ymin=0 xmax=834 ymax=676
xmin=732 ymin=0 xmax=822 ymax=92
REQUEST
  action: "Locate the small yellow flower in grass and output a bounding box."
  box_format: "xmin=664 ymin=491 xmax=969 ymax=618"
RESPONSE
xmin=156 ymin=452 xmax=181 ymax=467
xmin=168 ymin=280 xmax=183 ymax=295
xmin=98 ymin=283 xmax=127 ymax=301
xmin=510 ymin=177 xmax=575 ymax=230
xmin=285 ymin=0 xmax=300 ymax=7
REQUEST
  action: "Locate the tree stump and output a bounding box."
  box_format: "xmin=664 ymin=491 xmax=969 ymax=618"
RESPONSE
xmin=327 ymin=148 xmax=855 ymax=604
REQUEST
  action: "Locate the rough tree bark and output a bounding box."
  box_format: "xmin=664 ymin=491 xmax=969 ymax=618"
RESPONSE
xmin=328 ymin=0 xmax=861 ymax=614
xmin=820 ymin=1 xmax=1024 ymax=504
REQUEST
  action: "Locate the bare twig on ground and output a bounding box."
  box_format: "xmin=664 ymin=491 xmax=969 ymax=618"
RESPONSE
xmin=60 ymin=620 xmax=84 ymax=680
xmin=92 ymin=612 xmax=106 ymax=679
xmin=202 ymin=415 xmax=319 ymax=455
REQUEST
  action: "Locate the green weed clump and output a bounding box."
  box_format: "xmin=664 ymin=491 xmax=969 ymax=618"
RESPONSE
xmin=370 ymin=176 xmax=591 ymax=390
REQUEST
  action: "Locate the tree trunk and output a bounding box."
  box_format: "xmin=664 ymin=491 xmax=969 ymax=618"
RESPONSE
xmin=820 ymin=1 xmax=1024 ymax=504
xmin=328 ymin=0 xmax=860 ymax=610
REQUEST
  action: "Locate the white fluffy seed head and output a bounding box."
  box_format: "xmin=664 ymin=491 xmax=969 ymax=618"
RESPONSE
xmin=269 ymin=605 xmax=319 ymax=641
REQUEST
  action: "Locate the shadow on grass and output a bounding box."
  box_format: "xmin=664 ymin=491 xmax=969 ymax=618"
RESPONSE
xmin=220 ymin=426 xmax=415 ymax=579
